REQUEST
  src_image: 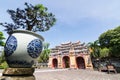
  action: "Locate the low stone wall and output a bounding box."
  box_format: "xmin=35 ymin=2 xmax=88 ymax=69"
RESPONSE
xmin=33 ymin=63 xmax=48 ymax=69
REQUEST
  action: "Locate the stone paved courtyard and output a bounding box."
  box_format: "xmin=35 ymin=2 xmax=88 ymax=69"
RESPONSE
xmin=0 ymin=69 xmax=119 ymax=80
xmin=34 ymin=69 xmax=120 ymax=80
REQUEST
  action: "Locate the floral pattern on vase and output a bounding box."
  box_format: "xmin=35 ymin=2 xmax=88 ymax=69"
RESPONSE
xmin=27 ymin=39 xmax=43 ymax=58
xmin=4 ymin=36 xmax=17 ymax=57
xmin=6 ymin=59 xmax=34 ymax=68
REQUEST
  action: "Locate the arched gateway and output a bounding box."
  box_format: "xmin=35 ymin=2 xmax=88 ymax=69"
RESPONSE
xmin=48 ymin=41 xmax=93 ymax=70
xmin=52 ymin=58 xmax=58 ymax=68
xmin=63 ymin=56 xmax=70 ymax=68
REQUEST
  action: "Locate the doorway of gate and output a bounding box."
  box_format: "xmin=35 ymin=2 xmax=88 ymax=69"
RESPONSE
xmin=52 ymin=58 xmax=58 ymax=68
xmin=62 ymin=56 xmax=70 ymax=68
xmin=76 ymin=57 xmax=85 ymax=69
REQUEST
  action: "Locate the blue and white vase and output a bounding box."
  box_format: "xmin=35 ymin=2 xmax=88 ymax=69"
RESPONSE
xmin=4 ymin=30 xmax=44 ymax=68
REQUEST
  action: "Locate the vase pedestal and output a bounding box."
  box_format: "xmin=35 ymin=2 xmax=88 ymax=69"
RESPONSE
xmin=0 ymin=68 xmax=35 ymax=80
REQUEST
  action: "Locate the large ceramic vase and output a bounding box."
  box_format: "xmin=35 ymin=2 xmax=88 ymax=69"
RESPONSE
xmin=4 ymin=30 xmax=44 ymax=68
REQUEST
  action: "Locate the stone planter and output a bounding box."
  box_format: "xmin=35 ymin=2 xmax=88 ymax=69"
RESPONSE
xmin=4 ymin=30 xmax=44 ymax=68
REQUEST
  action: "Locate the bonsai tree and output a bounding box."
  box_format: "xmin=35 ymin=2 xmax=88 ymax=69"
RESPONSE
xmin=0 ymin=2 xmax=56 ymax=34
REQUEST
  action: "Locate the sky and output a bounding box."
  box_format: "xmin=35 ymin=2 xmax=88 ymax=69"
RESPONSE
xmin=0 ymin=0 xmax=120 ymax=48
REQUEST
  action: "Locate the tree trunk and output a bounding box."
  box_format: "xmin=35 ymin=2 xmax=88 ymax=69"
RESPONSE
xmin=27 ymin=26 xmax=33 ymax=31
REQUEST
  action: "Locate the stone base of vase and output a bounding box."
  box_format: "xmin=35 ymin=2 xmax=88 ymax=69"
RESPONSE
xmin=0 ymin=68 xmax=35 ymax=80
xmin=0 ymin=76 xmax=35 ymax=80
xmin=3 ymin=68 xmax=35 ymax=76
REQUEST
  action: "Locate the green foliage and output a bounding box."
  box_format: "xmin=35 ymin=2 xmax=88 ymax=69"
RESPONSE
xmin=99 ymin=26 xmax=120 ymax=57
xmin=0 ymin=2 xmax=56 ymax=34
xmin=88 ymin=26 xmax=120 ymax=59
xmin=43 ymin=42 xmax=50 ymax=49
xmin=38 ymin=42 xmax=50 ymax=63
xmin=0 ymin=51 xmax=7 ymax=69
xmin=0 ymin=61 xmax=8 ymax=69
xmin=38 ymin=49 xmax=50 ymax=63
xmin=87 ymin=40 xmax=110 ymax=59
xmin=99 ymin=30 xmax=113 ymax=48
xmin=87 ymin=40 xmax=100 ymax=58
xmin=0 ymin=51 xmax=5 ymax=64
xmin=0 ymin=32 xmax=5 ymax=46
xmin=99 ymin=48 xmax=109 ymax=58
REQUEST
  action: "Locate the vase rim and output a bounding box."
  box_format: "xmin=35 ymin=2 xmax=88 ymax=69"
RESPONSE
xmin=10 ymin=30 xmax=44 ymax=41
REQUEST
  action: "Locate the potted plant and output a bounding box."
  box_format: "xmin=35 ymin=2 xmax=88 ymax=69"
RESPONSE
xmin=0 ymin=2 xmax=56 ymax=68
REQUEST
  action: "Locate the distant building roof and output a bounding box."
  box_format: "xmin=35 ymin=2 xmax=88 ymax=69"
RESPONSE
xmin=50 ymin=41 xmax=89 ymax=55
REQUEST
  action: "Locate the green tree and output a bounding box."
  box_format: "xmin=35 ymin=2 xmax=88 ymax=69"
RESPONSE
xmin=0 ymin=2 xmax=56 ymax=34
xmin=87 ymin=40 xmax=100 ymax=58
xmin=99 ymin=26 xmax=120 ymax=57
xmin=38 ymin=42 xmax=50 ymax=63
xmin=43 ymin=42 xmax=50 ymax=49
xmin=99 ymin=30 xmax=113 ymax=48
xmin=0 ymin=32 xmax=5 ymax=46
xmin=0 ymin=32 xmax=5 ymax=64
xmin=99 ymin=48 xmax=109 ymax=58
xmin=0 ymin=52 xmax=5 ymax=64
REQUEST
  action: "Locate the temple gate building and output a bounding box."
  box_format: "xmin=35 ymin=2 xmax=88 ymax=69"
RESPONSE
xmin=48 ymin=41 xmax=93 ymax=70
